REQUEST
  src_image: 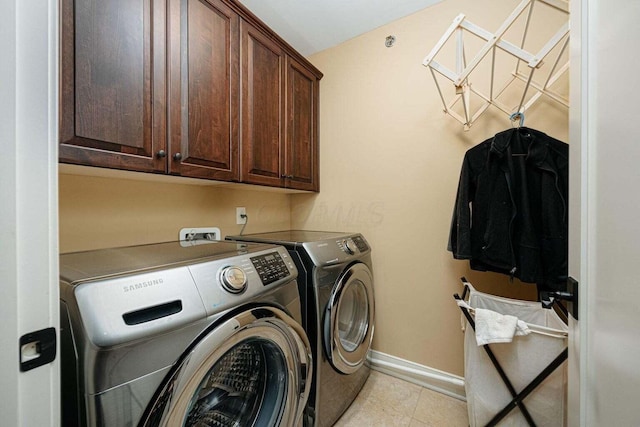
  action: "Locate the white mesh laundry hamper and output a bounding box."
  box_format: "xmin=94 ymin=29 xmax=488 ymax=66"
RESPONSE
xmin=457 ymin=281 xmax=568 ymax=427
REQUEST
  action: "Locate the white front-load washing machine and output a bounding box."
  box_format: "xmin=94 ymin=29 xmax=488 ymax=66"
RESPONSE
xmin=227 ymin=231 xmax=375 ymax=427
xmin=59 ymin=240 xmax=312 ymax=426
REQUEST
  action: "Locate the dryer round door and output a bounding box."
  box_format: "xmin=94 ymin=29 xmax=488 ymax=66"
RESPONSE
xmin=324 ymin=262 xmax=375 ymax=374
xmin=138 ymin=306 xmax=312 ymax=427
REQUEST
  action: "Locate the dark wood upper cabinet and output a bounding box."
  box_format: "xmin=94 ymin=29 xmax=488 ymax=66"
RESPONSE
xmin=240 ymin=20 xmax=286 ymax=187
xmin=60 ymin=0 xmax=167 ymax=172
xmin=60 ymin=0 xmax=322 ymax=191
xmin=240 ymin=22 xmax=320 ymax=191
xmin=168 ymin=0 xmax=240 ymax=180
xmin=286 ymin=57 xmax=319 ymax=192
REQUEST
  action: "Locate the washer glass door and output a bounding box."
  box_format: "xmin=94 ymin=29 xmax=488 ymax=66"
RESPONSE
xmin=184 ymin=339 xmax=285 ymax=426
xmin=139 ymin=307 xmax=311 ymax=427
xmin=324 ymin=263 xmax=375 ymax=374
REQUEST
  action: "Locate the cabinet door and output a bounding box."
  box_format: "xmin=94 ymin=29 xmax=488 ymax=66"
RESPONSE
xmin=285 ymin=58 xmax=319 ymax=192
xmin=168 ymin=0 xmax=239 ymax=180
xmin=60 ymin=0 xmax=166 ymax=172
xmin=240 ymin=20 xmax=285 ymax=187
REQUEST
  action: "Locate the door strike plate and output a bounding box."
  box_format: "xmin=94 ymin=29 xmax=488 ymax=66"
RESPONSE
xmin=20 ymin=327 xmax=56 ymax=372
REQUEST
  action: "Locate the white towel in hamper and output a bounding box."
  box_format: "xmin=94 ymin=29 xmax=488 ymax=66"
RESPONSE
xmin=475 ymin=307 xmax=531 ymax=346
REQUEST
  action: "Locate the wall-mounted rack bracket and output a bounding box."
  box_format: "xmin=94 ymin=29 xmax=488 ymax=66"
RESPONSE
xmin=422 ymin=0 xmax=569 ymax=130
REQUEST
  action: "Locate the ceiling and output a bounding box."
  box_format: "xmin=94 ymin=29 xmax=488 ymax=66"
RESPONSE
xmin=238 ymin=0 xmax=443 ymax=57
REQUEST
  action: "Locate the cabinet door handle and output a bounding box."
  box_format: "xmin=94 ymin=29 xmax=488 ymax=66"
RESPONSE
xmin=173 ymin=153 xmax=182 ymax=161
xmin=156 ymin=150 xmax=166 ymax=158
xmin=281 ymin=174 xmax=294 ymax=179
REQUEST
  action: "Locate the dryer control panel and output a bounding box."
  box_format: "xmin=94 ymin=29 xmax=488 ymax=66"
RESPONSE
xmin=302 ymin=233 xmax=371 ymax=266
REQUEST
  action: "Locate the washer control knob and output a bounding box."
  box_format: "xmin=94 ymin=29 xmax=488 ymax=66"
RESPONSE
xmin=343 ymin=239 xmax=356 ymax=255
xmin=219 ymin=266 xmax=247 ymax=294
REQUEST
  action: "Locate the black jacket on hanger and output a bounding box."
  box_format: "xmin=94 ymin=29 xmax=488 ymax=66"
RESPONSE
xmin=447 ymin=127 xmax=568 ymax=291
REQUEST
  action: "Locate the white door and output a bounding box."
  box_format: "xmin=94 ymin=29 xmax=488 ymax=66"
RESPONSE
xmin=0 ymin=0 xmax=60 ymax=426
xmin=568 ymin=0 xmax=640 ymax=425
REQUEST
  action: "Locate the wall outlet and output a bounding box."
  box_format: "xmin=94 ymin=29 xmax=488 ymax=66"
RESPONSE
xmin=236 ymin=207 xmax=247 ymax=225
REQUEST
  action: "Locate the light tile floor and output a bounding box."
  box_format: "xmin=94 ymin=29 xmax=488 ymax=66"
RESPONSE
xmin=334 ymin=370 xmax=469 ymax=427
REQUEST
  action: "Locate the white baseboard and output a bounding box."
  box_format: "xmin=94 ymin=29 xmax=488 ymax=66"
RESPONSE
xmin=367 ymin=350 xmax=466 ymax=401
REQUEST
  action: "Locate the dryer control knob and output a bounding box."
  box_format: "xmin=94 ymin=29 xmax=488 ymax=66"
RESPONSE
xmin=219 ymin=266 xmax=247 ymax=294
xmin=343 ymin=239 xmax=356 ymax=255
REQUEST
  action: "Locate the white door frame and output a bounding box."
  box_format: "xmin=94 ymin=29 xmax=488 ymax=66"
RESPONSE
xmin=567 ymin=0 xmax=586 ymax=425
xmin=0 ymin=0 xmax=60 ymax=425
xmin=569 ymin=0 xmax=640 ymax=425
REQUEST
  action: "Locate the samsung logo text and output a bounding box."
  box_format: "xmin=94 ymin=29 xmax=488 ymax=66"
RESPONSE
xmin=123 ymin=278 xmax=164 ymax=293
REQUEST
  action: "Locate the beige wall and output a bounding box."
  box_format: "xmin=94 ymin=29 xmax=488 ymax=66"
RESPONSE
xmin=292 ymin=0 xmax=569 ymax=375
xmin=59 ymin=173 xmax=292 ymax=253
xmin=58 ymin=0 xmax=569 ymax=378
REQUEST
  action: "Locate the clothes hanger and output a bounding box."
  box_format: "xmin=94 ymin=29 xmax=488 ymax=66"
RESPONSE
xmin=509 ymin=112 xmax=529 ymax=156
xmin=509 ymin=111 xmax=525 ymax=128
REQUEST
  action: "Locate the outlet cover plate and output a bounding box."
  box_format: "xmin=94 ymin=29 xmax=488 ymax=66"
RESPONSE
xmin=236 ymin=207 xmax=247 ymax=225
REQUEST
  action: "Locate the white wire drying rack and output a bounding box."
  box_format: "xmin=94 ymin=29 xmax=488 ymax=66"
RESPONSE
xmin=422 ymin=0 xmax=569 ymax=130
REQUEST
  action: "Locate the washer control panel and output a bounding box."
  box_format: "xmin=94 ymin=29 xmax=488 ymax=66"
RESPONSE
xmin=188 ymin=246 xmax=297 ymax=316
xmin=250 ymin=251 xmax=290 ymax=286
xmin=61 ymin=242 xmax=299 ymax=345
